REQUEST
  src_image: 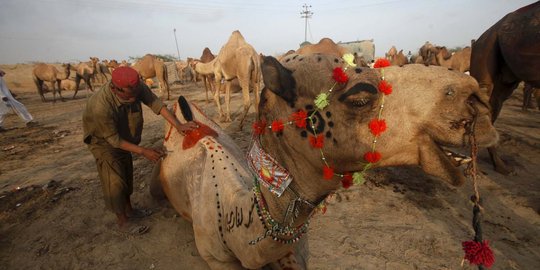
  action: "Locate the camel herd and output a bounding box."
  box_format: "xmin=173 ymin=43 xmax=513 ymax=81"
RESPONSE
xmin=22 ymin=2 xmax=540 ymax=268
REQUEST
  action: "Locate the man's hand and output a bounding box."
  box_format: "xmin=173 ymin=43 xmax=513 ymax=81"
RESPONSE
xmin=176 ymin=121 xmax=199 ymax=135
xmin=140 ymin=147 xmax=164 ymax=162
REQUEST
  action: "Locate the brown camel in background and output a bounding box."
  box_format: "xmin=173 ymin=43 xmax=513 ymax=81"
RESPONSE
xmin=132 ymin=54 xmax=170 ymax=100
xmin=390 ymin=49 xmax=408 ymax=67
xmin=199 ymin=30 xmax=261 ymax=129
xmin=32 ymin=63 xmax=71 ymax=102
xmin=418 ymin=41 xmax=439 ymax=66
xmin=435 ymin=47 xmax=471 ymax=73
xmin=296 ymin=37 xmax=349 ymax=57
xmin=71 ymin=62 xmax=94 ymax=99
xmin=199 ymin=47 xmax=216 ymax=103
xmin=470 ymin=1 xmax=540 ymax=174
xmin=89 ymin=57 xmax=111 ymax=85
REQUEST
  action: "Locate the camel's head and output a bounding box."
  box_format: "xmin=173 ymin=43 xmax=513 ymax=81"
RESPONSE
xmin=259 ymin=54 xmax=498 ymax=186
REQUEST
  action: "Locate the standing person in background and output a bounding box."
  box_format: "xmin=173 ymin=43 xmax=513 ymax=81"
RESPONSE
xmin=82 ymin=66 xmax=198 ymax=234
xmin=0 ymin=69 xmax=36 ymax=132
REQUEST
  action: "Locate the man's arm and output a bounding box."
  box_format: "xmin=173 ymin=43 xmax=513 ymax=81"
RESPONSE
xmin=159 ymin=106 xmax=198 ymax=135
xmin=118 ymin=139 xmax=162 ymax=162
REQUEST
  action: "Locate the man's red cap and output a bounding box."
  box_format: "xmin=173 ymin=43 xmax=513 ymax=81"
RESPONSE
xmin=111 ymin=66 xmax=140 ymax=88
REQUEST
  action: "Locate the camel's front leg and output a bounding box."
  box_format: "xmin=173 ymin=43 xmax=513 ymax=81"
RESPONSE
xmin=213 ymin=79 xmax=225 ymax=121
xmin=224 ymin=81 xmax=232 ymax=122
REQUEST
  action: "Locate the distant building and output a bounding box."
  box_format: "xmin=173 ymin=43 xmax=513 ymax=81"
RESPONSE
xmin=338 ymin=39 xmax=375 ymax=63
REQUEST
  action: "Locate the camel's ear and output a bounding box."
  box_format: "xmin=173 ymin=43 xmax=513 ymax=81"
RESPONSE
xmin=261 ymin=56 xmax=297 ymax=107
xmin=177 ymin=96 xmax=193 ymax=122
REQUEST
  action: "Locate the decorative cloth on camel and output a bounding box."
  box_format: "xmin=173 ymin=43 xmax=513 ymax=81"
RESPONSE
xmin=247 ymin=138 xmax=292 ymax=197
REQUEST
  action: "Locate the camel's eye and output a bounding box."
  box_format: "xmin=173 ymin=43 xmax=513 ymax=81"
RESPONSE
xmin=350 ymin=98 xmax=370 ymax=107
xmin=446 ymin=88 xmax=455 ymax=96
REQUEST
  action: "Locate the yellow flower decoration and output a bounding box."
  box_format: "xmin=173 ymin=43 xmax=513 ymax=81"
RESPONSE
xmin=315 ymin=93 xmax=330 ymax=110
xmin=342 ymin=53 xmax=356 ymax=68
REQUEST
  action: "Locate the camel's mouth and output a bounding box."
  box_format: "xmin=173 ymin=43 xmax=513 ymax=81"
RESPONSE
xmin=442 ymin=148 xmax=472 ymax=167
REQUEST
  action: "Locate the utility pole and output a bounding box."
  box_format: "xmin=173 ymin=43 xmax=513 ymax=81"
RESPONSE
xmin=300 ymin=4 xmax=313 ymax=43
xmin=173 ymin=28 xmax=181 ymax=61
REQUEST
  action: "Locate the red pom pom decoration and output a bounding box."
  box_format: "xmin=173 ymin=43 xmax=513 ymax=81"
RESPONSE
xmin=271 ymin=120 xmax=284 ymax=133
xmin=369 ymin=119 xmax=387 ymax=136
xmin=291 ymin=110 xmax=308 ymax=128
xmin=309 ymin=134 xmax=324 ymax=149
xmin=364 ymin=151 xmax=382 ymax=163
xmin=462 ymin=240 xmax=495 ymax=268
xmin=253 ymin=120 xmax=267 ymax=135
xmin=323 ymin=165 xmax=334 ymax=180
xmin=378 ymin=80 xmax=393 ymax=95
xmin=341 ymin=173 xmax=353 ymax=189
xmin=373 ymin=58 xmax=391 ymax=68
xmin=332 ymin=67 xmax=348 ymax=84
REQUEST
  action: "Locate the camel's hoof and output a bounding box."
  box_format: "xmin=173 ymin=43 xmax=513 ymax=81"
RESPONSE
xmin=494 ymin=165 xmax=514 ymax=176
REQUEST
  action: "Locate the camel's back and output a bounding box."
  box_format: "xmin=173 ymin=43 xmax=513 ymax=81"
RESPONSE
xmin=497 ymin=2 xmax=540 ymax=79
xmin=33 ymin=64 xmax=57 ymax=80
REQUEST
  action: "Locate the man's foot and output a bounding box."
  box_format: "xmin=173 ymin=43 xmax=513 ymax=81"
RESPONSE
xmin=26 ymin=121 xmax=38 ymax=127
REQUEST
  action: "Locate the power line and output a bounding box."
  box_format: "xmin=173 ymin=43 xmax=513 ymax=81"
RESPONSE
xmin=300 ymin=4 xmax=313 ymax=43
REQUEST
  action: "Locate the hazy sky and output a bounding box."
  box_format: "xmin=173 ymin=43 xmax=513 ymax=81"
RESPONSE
xmin=0 ymin=0 xmax=535 ymax=64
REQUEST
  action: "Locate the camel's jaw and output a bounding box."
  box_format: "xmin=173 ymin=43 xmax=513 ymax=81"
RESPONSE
xmin=418 ymin=140 xmax=467 ymax=186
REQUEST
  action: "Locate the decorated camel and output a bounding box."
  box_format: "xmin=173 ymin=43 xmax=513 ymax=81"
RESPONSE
xmin=192 ymin=31 xmax=261 ymax=128
xmin=32 ymin=63 xmax=71 ymax=102
xmin=132 ymin=54 xmax=171 ymax=100
xmin=152 ymin=53 xmax=498 ymax=269
xmin=435 ymin=47 xmax=471 ymax=73
xmin=470 ymin=1 xmax=540 ymax=174
xmin=71 ymin=62 xmax=94 ymax=99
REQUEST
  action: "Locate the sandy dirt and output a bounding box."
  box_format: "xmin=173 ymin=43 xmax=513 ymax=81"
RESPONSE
xmin=0 ymin=63 xmax=539 ymax=270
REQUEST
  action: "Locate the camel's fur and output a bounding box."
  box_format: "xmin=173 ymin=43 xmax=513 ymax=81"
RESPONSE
xmin=155 ymin=53 xmax=498 ymax=269
xmin=470 ymin=1 xmax=540 ymax=174
xmin=204 ymin=31 xmax=261 ymax=128
xmin=132 ymin=54 xmax=171 ymax=100
xmin=32 ymin=63 xmax=71 ymax=103
xmin=70 ymin=62 xmax=94 ymax=99
xmin=435 ymin=47 xmax=471 ymax=73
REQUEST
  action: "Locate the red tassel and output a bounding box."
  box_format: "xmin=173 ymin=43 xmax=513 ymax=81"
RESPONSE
xmin=309 ymin=134 xmax=324 ymax=149
xmin=368 ymin=119 xmax=387 ymax=136
xmin=291 ymin=110 xmax=308 ymax=128
xmin=462 ymin=240 xmax=495 ymax=268
xmin=323 ymin=165 xmax=334 ymax=180
xmin=378 ymin=80 xmax=393 ymax=95
xmin=332 ymin=67 xmax=348 ymax=84
xmin=341 ymin=173 xmax=353 ymax=189
xmin=252 ymin=120 xmax=267 ymax=135
xmin=271 ymin=120 xmax=284 ymax=132
xmin=373 ymin=58 xmax=391 ymax=68
xmin=364 ymin=151 xmax=381 ymax=163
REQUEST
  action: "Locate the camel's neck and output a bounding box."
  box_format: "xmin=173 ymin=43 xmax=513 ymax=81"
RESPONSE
xmin=436 ymin=53 xmax=452 ymax=68
xmin=255 ymin=136 xmax=339 ymax=232
xmin=59 ymin=67 xmax=70 ymax=80
xmin=194 ymin=59 xmax=216 ymax=75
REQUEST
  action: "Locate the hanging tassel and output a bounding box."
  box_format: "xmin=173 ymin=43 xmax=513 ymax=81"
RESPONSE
xmin=462 ymin=197 xmax=495 ymax=269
